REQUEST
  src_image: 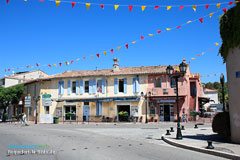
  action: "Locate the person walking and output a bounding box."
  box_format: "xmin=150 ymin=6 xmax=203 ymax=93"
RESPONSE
xmin=21 ymin=113 xmax=29 ymax=126
xmin=182 ymin=111 xmax=188 ymax=123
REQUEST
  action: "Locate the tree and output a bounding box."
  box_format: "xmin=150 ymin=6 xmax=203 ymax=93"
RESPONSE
xmin=0 ymin=84 xmax=25 ymax=122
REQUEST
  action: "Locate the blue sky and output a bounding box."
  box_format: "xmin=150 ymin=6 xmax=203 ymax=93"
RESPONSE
xmin=0 ymin=0 xmax=233 ymax=83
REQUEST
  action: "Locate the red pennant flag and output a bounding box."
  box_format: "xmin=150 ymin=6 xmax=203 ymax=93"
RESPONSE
xmin=223 ymin=8 xmax=227 ymax=13
xmin=40 ymin=0 xmax=44 ymax=1
xmin=180 ymin=6 xmax=184 ymax=10
xmin=71 ymin=60 xmax=74 ymax=64
xmin=111 ymin=49 xmax=113 ymax=54
xmin=199 ymin=17 xmax=203 ymax=23
xmin=59 ymin=63 xmax=62 ymax=67
xmin=97 ymin=53 xmax=99 ymax=58
xmin=197 ymin=54 xmax=201 ymax=56
xmin=125 ymin=44 xmax=128 ymax=49
xmin=6 ymin=0 xmax=9 ymax=4
xmin=48 ymin=65 xmax=51 ymax=67
xmin=177 ymin=25 xmax=181 ymax=29
xmin=129 ymin=5 xmax=133 ymax=12
xmin=229 ymin=2 xmax=233 ymax=6
xmin=36 ymin=63 xmax=39 ymax=67
xmin=83 ymin=57 xmax=86 ymax=59
xmin=27 ymin=65 xmax=29 ymax=68
xmin=157 ymin=30 xmax=161 ymax=33
xmin=8 ymin=69 xmax=10 ymax=71
xmin=205 ymin=4 xmax=209 ymax=9
xmin=141 ymin=35 xmax=144 ymax=39
xmin=72 ymin=2 xmax=76 ymax=8
xmin=154 ymin=6 xmax=159 ymax=10
xmin=100 ymin=4 xmax=104 ymax=9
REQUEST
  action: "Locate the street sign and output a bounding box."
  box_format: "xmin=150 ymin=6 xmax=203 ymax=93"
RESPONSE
xmin=42 ymin=94 xmax=52 ymax=99
xmin=24 ymin=96 xmax=31 ymax=107
xmin=42 ymin=98 xmax=52 ymax=106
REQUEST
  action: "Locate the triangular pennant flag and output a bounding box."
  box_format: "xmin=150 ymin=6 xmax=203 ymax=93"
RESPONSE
xmin=157 ymin=30 xmax=161 ymax=33
xmin=129 ymin=5 xmax=133 ymax=12
xmin=154 ymin=6 xmax=159 ymax=10
xmin=59 ymin=63 xmax=62 ymax=67
xmin=27 ymin=65 xmax=30 ymax=68
xmin=6 ymin=0 xmax=9 ymax=4
xmin=90 ymin=55 xmax=93 ymax=58
xmin=192 ymin=5 xmax=197 ymax=12
xmin=167 ymin=6 xmax=172 ymax=11
xmin=54 ymin=64 xmax=57 ymax=66
xmin=40 ymin=0 xmax=44 ymax=1
xmin=48 ymin=65 xmax=51 ymax=67
xmin=223 ymin=8 xmax=227 ymax=13
xmin=148 ymin=34 xmax=153 ymax=36
xmin=187 ymin=21 xmax=192 ymax=23
xmin=76 ymin=58 xmax=80 ymax=61
xmin=111 ymin=49 xmax=113 ymax=54
xmin=114 ymin=5 xmax=119 ymax=11
xmin=177 ymin=25 xmax=181 ymax=29
xmin=180 ymin=6 xmax=184 ymax=10
xmin=229 ymin=2 xmax=233 ymax=6
xmin=117 ymin=46 xmax=121 ymax=50
xmin=103 ymin=51 xmax=106 ymax=56
xmin=86 ymin=3 xmax=91 ymax=10
xmin=141 ymin=6 xmax=146 ymax=11
xmin=191 ymin=58 xmax=196 ymax=59
xmin=71 ymin=60 xmax=74 ymax=64
xmin=8 ymin=69 xmax=10 ymax=71
xmin=36 ymin=63 xmax=39 ymax=67
xmin=97 ymin=53 xmax=100 ymax=58
xmin=65 ymin=61 xmax=69 ymax=66
xmin=205 ymin=4 xmax=209 ymax=9
xmin=199 ymin=17 xmax=203 ymax=23
xmin=83 ymin=57 xmax=86 ymax=59
xmin=132 ymin=41 xmax=136 ymax=44
xmin=24 ymin=0 xmax=27 ymax=2
xmin=141 ymin=35 xmax=144 ymax=39
xmin=217 ymin=3 xmax=221 ymax=8
xmin=56 ymin=1 xmax=60 ymax=7
xmin=209 ymin=13 xmax=214 ymax=18
xmin=100 ymin=4 xmax=104 ymax=9
xmin=166 ymin=28 xmax=171 ymax=31
xmin=72 ymin=2 xmax=76 ymax=8
xmin=125 ymin=44 xmax=128 ymax=49
xmin=216 ymin=43 xmax=219 ymax=46
xmin=197 ymin=54 xmax=201 ymax=56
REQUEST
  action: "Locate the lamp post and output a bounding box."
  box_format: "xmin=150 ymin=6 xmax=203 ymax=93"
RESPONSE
xmin=166 ymin=61 xmax=187 ymax=140
xmin=220 ymin=73 xmax=225 ymax=112
xmin=33 ymin=96 xmax=40 ymax=124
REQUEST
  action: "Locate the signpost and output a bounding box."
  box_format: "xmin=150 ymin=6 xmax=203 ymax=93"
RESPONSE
xmin=24 ymin=96 xmax=31 ymax=121
xmin=42 ymin=94 xmax=52 ymax=106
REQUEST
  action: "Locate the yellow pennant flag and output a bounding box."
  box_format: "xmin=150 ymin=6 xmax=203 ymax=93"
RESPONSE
xmin=117 ymin=46 xmax=121 ymax=50
xmin=86 ymin=3 xmax=91 ymax=10
xmin=167 ymin=6 xmax=172 ymax=10
xmin=141 ymin=6 xmax=146 ymax=11
xmin=209 ymin=13 xmax=214 ymax=18
xmin=76 ymin=58 xmax=80 ymax=61
xmin=30 ymin=66 xmax=33 ymax=68
xmin=114 ymin=5 xmax=119 ymax=11
xmin=24 ymin=0 xmax=27 ymax=1
xmin=103 ymin=51 xmax=106 ymax=56
xmin=192 ymin=5 xmax=197 ymax=12
xmin=176 ymin=68 xmax=180 ymax=72
xmin=90 ymin=55 xmax=93 ymax=58
xmin=166 ymin=28 xmax=171 ymax=31
xmin=216 ymin=3 xmax=221 ymax=8
xmin=187 ymin=21 xmax=192 ymax=23
xmin=216 ymin=43 xmax=219 ymax=46
xmin=148 ymin=34 xmax=153 ymax=36
xmin=132 ymin=41 xmax=136 ymax=44
xmin=54 ymin=64 xmax=57 ymax=66
xmin=191 ymin=58 xmax=196 ymax=60
xmin=56 ymin=1 xmax=60 ymax=7
xmin=65 ymin=61 xmax=69 ymax=66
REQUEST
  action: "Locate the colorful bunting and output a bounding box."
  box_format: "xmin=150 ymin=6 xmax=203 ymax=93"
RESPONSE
xmin=177 ymin=25 xmax=181 ymax=29
xmin=36 ymin=63 xmax=39 ymax=67
xmin=100 ymin=4 xmax=104 ymax=9
xmin=54 ymin=64 xmax=57 ymax=66
xmin=86 ymin=3 xmax=91 ymax=10
xmin=154 ymin=6 xmax=159 ymax=10
xmin=83 ymin=57 xmax=86 ymax=59
xmin=217 ymin=3 xmax=221 ymax=8
xmin=229 ymin=2 xmax=233 ymax=6
xmin=56 ymin=1 xmax=60 ymax=7
xmin=187 ymin=21 xmax=192 ymax=23
xmin=103 ymin=51 xmax=107 ymax=56
xmin=223 ymin=8 xmax=227 ymax=13
xmin=129 ymin=5 xmax=133 ymax=12
xmin=71 ymin=60 xmax=74 ymax=64
xmin=48 ymin=65 xmax=51 ymax=67
xmin=180 ymin=6 xmax=184 ymax=10
xmin=27 ymin=65 xmax=29 ymax=68
xmin=132 ymin=41 xmax=136 ymax=44
xmin=141 ymin=6 xmax=146 ymax=12
xmin=65 ymin=62 xmax=69 ymax=66
xmin=157 ymin=30 xmax=161 ymax=33
xmin=117 ymin=46 xmax=121 ymax=50
xmin=125 ymin=44 xmax=128 ymax=49
xmin=97 ymin=53 xmax=100 ymax=58
xmin=114 ymin=5 xmax=119 ymax=11
xmin=111 ymin=49 xmax=113 ymax=54
xmin=148 ymin=34 xmax=153 ymax=36
xmin=205 ymin=4 xmax=209 ymax=9
xmin=59 ymin=63 xmax=62 ymax=67
xmin=72 ymin=2 xmax=76 ymax=8
xmin=90 ymin=56 xmax=93 ymax=58
xmin=40 ymin=0 xmax=44 ymax=1
xmin=141 ymin=35 xmax=144 ymax=39
xmin=191 ymin=58 xmax=196 ymax=59
xmin=6 ymin=0 xmax=9 ymax=4
xmin=197 ymin=54 xmax=201 ymax=56
xmin=209 ymin=13 xmax=214 ymax=18
xmin=199 ymin=17 xmax=203 ymax=23
xmin=215 ymin=43 xmax=219 ymax=46
xmin=192 ymin=5 xmax=197 ymax=12
xmin=166 ymin=28 xmax=171 ymax=31
xmin=167 ymin=6 xmax=172 ymax=11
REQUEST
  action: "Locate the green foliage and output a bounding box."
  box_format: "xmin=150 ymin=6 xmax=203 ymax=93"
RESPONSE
xmin=219 ymin=4 xmax=240 ymax=61
xmin=212 ymin=112 xmax=231 ymax=137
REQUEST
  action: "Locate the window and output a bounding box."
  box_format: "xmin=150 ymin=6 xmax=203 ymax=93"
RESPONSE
xmin=163 ymin=89 xmax=168 ymax=95
xmin=119 ymin=79 xmax=124 ymax=93
xmin=155 ymin=78 xmax=161 ymax=88
xmin=170 ymin=78 xmax=176 ymax=88
xmin=97 ymin=80 xmax=102 ymax=93
xmin=29 ymin=107 xmax=32 ymax=115
xmin=45 ymin=106 xmax=49 ymax=114
xmin=72 ymin=81 xmax=76 ymax=94
xmin=133 ymin=78 xmax=140 ymax=93
xmin=84 ymin=81 xmax=89 ymax=93
xmin=190 ymin=82 xmax=196 ymax=97
xmin=58 ymin=81 xmax=64 ymax=95
xmin=96 ymin=102 xmax=102 ymax=116
xmin=149 ymin=102 xmax=156 ymax=115
xmin=84 ymin=102 xmax=89 ymax=106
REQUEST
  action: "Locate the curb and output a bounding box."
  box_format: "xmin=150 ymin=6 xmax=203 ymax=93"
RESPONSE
xmin=161 ymin=135 xmax=240 ymax=160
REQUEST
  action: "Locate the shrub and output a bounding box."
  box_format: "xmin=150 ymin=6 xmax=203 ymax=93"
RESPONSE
xmin=212 ymin=112 xmax=231 ymax=137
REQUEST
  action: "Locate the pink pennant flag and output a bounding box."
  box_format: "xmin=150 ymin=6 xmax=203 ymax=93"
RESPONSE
xmin=83 ymin=57 xmax=86 ymax=59
xmin=154 ymin=6 xmax=159 ymax=10
xmin=177 ymin=25 xmax=181 ymax=29
xmin=27 ymin=65 xmax=30 ymax=68
xmin=71 ymin=60 xmax=74 ymax=64
xmin=8 ymin=69 xmax=10 ymax=71
xmin=6 ymin=0 xmax=9 ymax=4
xmin=72 ymin=2 xmax=76 ymax=8
xmin=129 ymin=5 xmax=133 ymax=12
xmin=199 ymin=17 xmax=203 ymax=23
xmin=141 ymin=35 xmax=144 ymax=39
xmin=223 ymin=8 xmax=227 ymax=13
xmin=180 ymin=6 xmax=184 ymax=10
xmin=59 ymin=63 xmax=62 ymax=67
xmin=100 ymin=4 xmax=104 ymax=9
xmin=36 ymin=63 xmax=39 ymax=67
xmin=97 ymin=53 xmax=100 ymax=58
xmin=205 ymin=4 xmax=209 ymax=9
xmin=197 ymin=54 xmax=201 ymax=56
xmin=111 ymin=49 xmax=113 ymax=54
xmin=48 ymin=65 xmax=51 ymax=67
xmin=157 ymin=30 xmax=161 ymax=33
xmin=229 ymin=2 xmax=233 ymax=6
xmin=40 ymin=0 xmax=44 ymax=1
xmin=125 ymin=44 xmax=128 ymax=49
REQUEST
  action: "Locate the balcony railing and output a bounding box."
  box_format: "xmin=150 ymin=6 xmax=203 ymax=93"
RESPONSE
xmin=147 ymin=87 xmax=188 ymax=96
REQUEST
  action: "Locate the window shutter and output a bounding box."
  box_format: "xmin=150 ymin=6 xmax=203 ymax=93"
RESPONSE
xmin=36 ymin=84 xmax=38 ymax=96
xmin=136 ymin=78 xmax=140 ymax=93
xmin=114 ymin=78 xmax=118 ymax=94
xmin=160 ymin=78 xmax=162 ymax=88
xmin=33 ymin=84 xmax=35 ymax=96
xmin=102 ymin=79 xmax=105 ymax=94
xmin=58 ymin=81 xmax=61 ymax=95
xmin=89 ymin=80 xmax=92 ymax=94
xmin=124 ymin=78 xmax=127 ymax=94
xmin=132 ymin=78 xmax=136 ymax=93
xmin=93 ymin=79 xmax=96 ymax=94
xmin=99 ymin=102 xmax=102 ymax=115
xmin=68 ymin=80 xmax=71 ymax=95
xmin=76 ymin=80 xmax=79 ymax=95
xmin=61 ymin=81 xmax=64 ymax=95
xmin=80 ymin=80 xmax=83 ymax=94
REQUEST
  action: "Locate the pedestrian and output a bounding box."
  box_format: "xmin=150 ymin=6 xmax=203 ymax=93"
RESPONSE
xmin=182 ymin=111 xmax=188 ymax=123
xmin=21 ymin=113 xmax=29 ymax=126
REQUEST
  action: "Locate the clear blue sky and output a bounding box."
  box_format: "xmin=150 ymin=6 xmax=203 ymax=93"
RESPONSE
xmin=0 ymin=0 xmax=232 ymax=83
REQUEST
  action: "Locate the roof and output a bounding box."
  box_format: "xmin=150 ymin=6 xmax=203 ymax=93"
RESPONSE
xmin=204 ymin=88 xmax=218 ymax=93
xmin=0 ymin=69 xmax=48 ymax=80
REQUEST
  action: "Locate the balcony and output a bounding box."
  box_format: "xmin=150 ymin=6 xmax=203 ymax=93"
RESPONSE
xmin=147 ymin=87 xmax=188 ymax=97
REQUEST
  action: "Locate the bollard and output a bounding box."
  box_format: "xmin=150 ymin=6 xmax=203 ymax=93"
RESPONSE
xmin=181 ymin=125 xmax=185 ymax=130
xmin=166 ymin=130 xmax=171 ymax=135
xmin=170 ymin=127 xmax=174 ymax=132
xmin=194 ymin=124 xmax=198 ymax=129
xmin=206 ymin=140 xmax=214 ymax=149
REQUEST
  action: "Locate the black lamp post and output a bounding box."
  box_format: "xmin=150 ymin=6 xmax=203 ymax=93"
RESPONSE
xmin=166 ymin=61 xmax=187 ymax=140
xmin=220 ymin=73 xmax=225 ymax=112
xmin=33 ymin=96 xmax=40 ymax=124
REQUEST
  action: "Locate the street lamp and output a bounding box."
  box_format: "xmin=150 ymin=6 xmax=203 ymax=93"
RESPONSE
xmin=220 ymin=73 xmax=225 ymax=112
xmin=33 ymin=96 xmax=40 ymax=124
xmin=166 ymin=61 xmax=187 ymax=140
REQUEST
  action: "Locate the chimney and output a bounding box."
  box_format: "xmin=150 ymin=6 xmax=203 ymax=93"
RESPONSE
xmin=113 ymin=58 xmax=119 ymax=72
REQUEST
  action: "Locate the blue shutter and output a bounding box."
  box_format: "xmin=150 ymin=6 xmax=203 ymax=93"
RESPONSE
xmin=102 ymin=79 xmax=105 ymax=94
xmin=36 ymin=84 xmax=38 ymax=96
xmin=93 ymin=79 xmax=96 ymax=94
xmin=58 ymin=81 xmax=61 ymax=95
xmin=132 ymin=78 xmax=136 ymax=93
xmin=68 ymin=80 xmax=71 ymax=95
xmin=124 ymin=78 xmax=127 ymax=94
xmin=89 ymin=80 xmax=92 ymax=94
xmin=114 ymin=78 xmax=118 ymax=94
xmin=33 ymin=84 xmax=35 ymax=96
xmin=76 ymin=80 xmax=79 ymax=95
xmin=61 ymin=81 xmax=64 ymax=95
xmin=80 ymin=80 xmax=83 ymax=94
xmin=99 ymin=102 xmax=102 ymax=115
xmin=136 ymin=78 xmax=140 ymax=93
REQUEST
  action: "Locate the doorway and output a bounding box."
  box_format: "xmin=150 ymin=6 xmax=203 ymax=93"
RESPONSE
xmin=164 ymin=105 xmax=170 ymax=121
xmin=117 ymin=105 xmax=130 ymax=122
